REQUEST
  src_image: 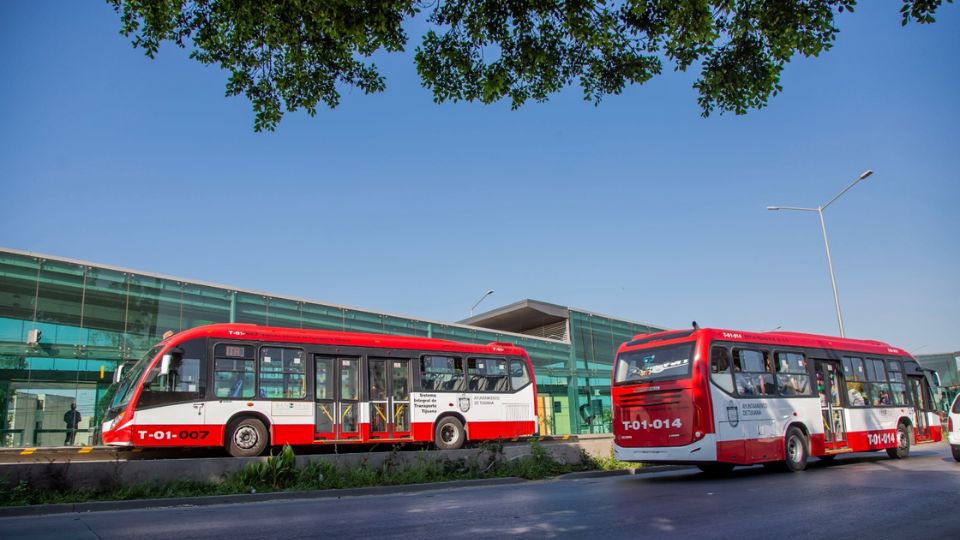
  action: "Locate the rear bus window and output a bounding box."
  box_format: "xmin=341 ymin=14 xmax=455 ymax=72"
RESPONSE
xmin=615 ymin=343 xmax=694 ymax=384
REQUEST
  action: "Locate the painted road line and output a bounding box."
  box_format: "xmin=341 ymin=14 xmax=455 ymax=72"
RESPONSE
xmin=78 ymin=447 xmax=93 ymax=454
xmin=19 ymin=448 xmax=36 ymax=456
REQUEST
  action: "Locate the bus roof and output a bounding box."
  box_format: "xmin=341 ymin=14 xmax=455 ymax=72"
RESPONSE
xmin=621 ymin=327 xmax=909 ymax=357
xmin=160 ymin=323 xmax=529 ymax=357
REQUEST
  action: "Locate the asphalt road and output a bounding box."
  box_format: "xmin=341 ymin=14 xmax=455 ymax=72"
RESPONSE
xmin=3 ymin=443 xmax=958 ymax=540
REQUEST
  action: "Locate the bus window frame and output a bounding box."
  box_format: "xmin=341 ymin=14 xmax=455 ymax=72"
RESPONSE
xmin=466 ymin=356 xmax=511 ymax=393
xmin=709 ymin=342 xmax=818 ymax=399
xmin=709 ymin=345 xmax=736 ymax=396
xmin=508 ymin=358 xmax=532 ymax=391
xmin=771 ymin=349 xmax=814 ymax=397
xmin=136 ymin=337 xmax=209 ymax=410
xmin=614 ymin=341 xmax=696 ymax=386
xmin=257 ymin=344 xmax=310 ymax=401
xmin=731 ymin=347 xmax=777 ymax=398
xmin=419 ymin=354 xmax=466 ymax=393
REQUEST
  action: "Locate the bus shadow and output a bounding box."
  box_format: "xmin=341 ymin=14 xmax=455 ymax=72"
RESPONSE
xmin=630 ymin=453 xmax=906 ymax=484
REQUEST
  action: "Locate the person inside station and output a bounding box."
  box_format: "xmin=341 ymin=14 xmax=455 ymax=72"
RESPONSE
xmin=63 ymin=403 xmax=81 ymax=446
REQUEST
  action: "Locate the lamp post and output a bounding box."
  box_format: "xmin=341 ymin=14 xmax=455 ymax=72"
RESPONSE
xmin=767 ymin=169 xmax=873 ymax=338
xmin=470 ymin=289 xmax=495 ymax=317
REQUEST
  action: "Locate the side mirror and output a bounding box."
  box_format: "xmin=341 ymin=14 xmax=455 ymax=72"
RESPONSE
xmin=159 ymin=346 xmax=185 ymax=376
xmin=160 ymin=354 xmax=173 ymax=376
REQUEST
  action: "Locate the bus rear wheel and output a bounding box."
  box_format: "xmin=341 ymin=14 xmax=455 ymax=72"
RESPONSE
xmin=886 ymin=423 xmax=910 ymax=459
xmin=952 ymin=445 xmax=960 ymax=462
xmin=434 ymin=417 xmax=465 ymax=450
xmin=227 ymin=417 xmax=269 ymax=457
xmin=784 ymin=427 xmax=808 ymax=472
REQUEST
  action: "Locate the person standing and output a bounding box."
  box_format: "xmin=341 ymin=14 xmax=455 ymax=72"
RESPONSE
xmin=63 ymin=403 xmax=81 ymax=445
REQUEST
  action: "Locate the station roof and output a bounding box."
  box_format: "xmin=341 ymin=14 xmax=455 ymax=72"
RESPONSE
xmin=458 ymin=299 xmax=570 ymax=334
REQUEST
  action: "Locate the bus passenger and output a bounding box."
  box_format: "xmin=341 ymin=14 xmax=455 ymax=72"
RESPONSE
xmin=847 ymin=386 xmax=865 ymax=406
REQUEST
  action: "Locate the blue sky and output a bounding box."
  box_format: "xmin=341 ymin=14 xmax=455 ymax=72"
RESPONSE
xmin=1 ymin=1 xmax=957 ymax=353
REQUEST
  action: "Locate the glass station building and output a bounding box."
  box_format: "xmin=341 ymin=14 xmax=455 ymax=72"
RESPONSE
xmin=0 ymin=247 xmax=663 ymax=447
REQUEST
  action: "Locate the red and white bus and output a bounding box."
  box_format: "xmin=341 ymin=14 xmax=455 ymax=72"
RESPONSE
xmin=102 ymin=324 xmax=537 ymax=456
xmin=612 ymin=327 xmax=942 ymax=473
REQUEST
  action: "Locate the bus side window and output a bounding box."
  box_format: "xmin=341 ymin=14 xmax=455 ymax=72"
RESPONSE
xmin=509 ymin=360 xmax=531 ymax=390
xmin=710 ymin=347 xmax=735 ymax=394
xmin=886 ymin=359 xmax=908 ymax=406
xmin=214 ymin=344 xmax=255 ymax=399
xmin=865 ymin=358 xmax=891 ymax=406
xmin=842 ymin=356 xmax=868 ymax=407
xmin=733 ymin=349 xmax=775 ymax=397
xmin=420 ymin=356 xmax=465 ymax=392
xmin=775 ymin=352 xmax=810 ymax=396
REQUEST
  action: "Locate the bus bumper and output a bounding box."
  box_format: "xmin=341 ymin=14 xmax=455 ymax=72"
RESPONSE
xmin=100 ymin=418 xmax=134 ymax=446
xmin=614 ymin=434 xmax=718 ymax=463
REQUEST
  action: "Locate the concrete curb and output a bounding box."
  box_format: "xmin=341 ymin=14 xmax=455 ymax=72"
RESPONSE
xmin=0 ymin=476 xmax=527 ymax=518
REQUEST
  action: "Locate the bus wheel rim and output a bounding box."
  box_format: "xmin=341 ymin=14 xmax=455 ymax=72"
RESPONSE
xmin=441 ymin=425 xmax=458 ymax=444
xmin=788 ymin=436 xmax=801 ymax=462
xmin=235 ymin=425 xmax=258 ymax=449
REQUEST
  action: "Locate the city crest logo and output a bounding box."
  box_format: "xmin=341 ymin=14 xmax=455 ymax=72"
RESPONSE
xmin=726 ymin=402 xmax=739 ymax=427
xmin=458 ymin=396 xmax=471 ymax=413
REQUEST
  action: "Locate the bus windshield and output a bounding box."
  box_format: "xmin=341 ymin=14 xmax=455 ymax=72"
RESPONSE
xmin=109 ymin=345 xmax=162 ymax=410
xmin=615 ymin=342 xmax=694 ymax=384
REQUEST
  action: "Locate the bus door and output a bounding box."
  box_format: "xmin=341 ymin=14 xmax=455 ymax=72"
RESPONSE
xmin=908 ymin=375 xmax=932 ymax=442
xmin=368 ymin=358 xmax=412 ymax=440
xmin=814 ymin=360 xmax=848 ymax=451
xmin=314 ymin=356 xmax=361 ymax=441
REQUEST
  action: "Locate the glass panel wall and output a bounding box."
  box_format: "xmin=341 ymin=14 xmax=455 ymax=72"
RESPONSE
xmin=2 ymin=249 xmax=666 ymax=442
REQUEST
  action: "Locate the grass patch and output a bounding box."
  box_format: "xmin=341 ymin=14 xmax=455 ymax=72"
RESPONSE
xmin=0 ymin=442 xmax=634 ymax=508
xmin=584 ymin=450 xmax=638 ymax=471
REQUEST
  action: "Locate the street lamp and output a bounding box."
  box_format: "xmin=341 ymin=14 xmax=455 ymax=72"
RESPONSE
xmin=470 ymin=289 xmax=495 ymax=317
xmin=767 ymin=169 xmax=874 ymax=338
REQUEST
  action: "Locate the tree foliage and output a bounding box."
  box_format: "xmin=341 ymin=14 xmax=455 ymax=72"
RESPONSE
xmin=108 ymin=0 xmax=953 ymax=131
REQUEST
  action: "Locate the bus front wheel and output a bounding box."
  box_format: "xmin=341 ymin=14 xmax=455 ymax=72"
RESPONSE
xmin=434 ymin=417 xmax=465 ymax=450
xmin=886 ymin=423 xmax=910 ymax=459
xmin=784 ymin=427 xmax=808 ymax=472
xmin=227 ymin=417 xmax=269 ymax=457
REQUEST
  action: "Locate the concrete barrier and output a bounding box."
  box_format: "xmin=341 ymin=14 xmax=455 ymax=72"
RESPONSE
xmin=0 ymin=436 xmax=613 ymax=491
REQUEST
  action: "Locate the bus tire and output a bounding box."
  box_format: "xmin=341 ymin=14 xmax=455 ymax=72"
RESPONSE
xmin=784 ymin=427 xmax=808 ymax=472
xmin=952 ymin=445 xmax=960 ymax=462
xmin=886 ymin=423 xmax=910 ymax=459
xmin=434 ymin=417 xmax=465 ymax=450
xmin=697 ymin=464 xmax=734 ymax=476
xmin=227 ymin=417 xmax=269 ymax=457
